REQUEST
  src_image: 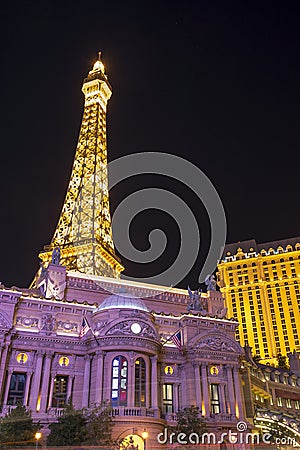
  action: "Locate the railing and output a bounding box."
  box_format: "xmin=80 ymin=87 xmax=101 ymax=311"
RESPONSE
xmin=47 ymin=407 xmax=65 ymax=417
xmin=111 ymin=406 xmax=159 ymax=418
xmin=0 ymin=404 xmax=30 ymax=416
xmin=210 ymin=413 xmax=236 ymax=422
xmin=111 ymin=406 xmax=146 ymax=416
xmin=163 ymin=412 xmax=178 ymax=422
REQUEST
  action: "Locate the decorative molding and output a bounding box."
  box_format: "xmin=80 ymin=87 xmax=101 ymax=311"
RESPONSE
xmin=0 ymin=312 xmax=11 ymax=329
xmin=192 ymin=332 xmax=242 ymax=354
xmin=57 ymin=320 xmax=78 ymax=333
xmin=16 ymin=316 xmax=39 ymax=329
xmin=41 ymin=314 xmax=57 ymax=332
xmin=105 ymin=320 xmax=158 ymax=339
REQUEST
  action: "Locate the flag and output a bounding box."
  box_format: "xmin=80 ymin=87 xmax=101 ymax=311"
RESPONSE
xmin=79 ymin=317 xmax=90 ymax=338
xmin=172 ymin=330 xmax=182 ymax=351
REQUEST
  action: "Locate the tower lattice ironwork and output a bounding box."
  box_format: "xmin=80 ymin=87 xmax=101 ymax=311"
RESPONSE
xmin=39 ymin=54 xmax=124 ymax=277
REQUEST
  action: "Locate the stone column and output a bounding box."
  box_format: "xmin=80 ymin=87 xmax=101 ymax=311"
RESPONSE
xmin=219 ymin=383 xmax=226 ymax=413
xmin=3 ymin=369 xmax=13 ymax=405
xmin=67 ymin=375 xmax=74 ymax=401
xmin=24 ymin=371 xmax=33 ymax=406
xmin=82 ymin=355 xmax=92 ymax=408
xmin=201 ymin=363 xmax=210 ymax=416
xmin=233 ymin=366 xmax=243 ymax=418
xmin=40 ymin=352 xmax=53 ymax=412
xmin=173 ymin=383 xmax=179 ymax=413
xmin=29 ymin=351 xmax=44 ymax=411
xmin=48 ymin=374 xmax=56 ymax=408
xmin=0 ymin=345 xmax=9 ymax=394
xmin=150 ymin=355 xmax=158 ymax=409
xmin=95 ymin=351 xmax=104 ymax=404
xmin=193 ymin=363 xmax=202 ymax=409
xmin=128 ymin=353 xmax=135 ymax=408
xmin=226 ymin=365 xmax=236 ymax=415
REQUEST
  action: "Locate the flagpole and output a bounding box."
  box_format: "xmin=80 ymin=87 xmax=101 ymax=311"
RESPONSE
xmin=81 ymin=314 xmax=100 ymax=345
xmin=161 ymin=325 xmax=184 ymax=347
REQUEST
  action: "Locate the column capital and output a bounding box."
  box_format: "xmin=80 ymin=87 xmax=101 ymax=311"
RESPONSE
xmin=36 ymin=349 xmax=45 ymax=358
xmin=84 ymin=354 xmax=93 ymax=361
xmin=45 ymin=351 xmax=54 ymax=359
xmin=225 ymin=364 xmax=233 ymax=370
xmin=95 ymin=350 xmax=105 ymax=357
xmin=150 ymin=355 xmax=158 ymax=362
xmin=192 ymin=361 xmax=200 ymax=368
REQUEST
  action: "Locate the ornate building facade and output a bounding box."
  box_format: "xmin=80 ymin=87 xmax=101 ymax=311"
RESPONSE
xmin=0 ymin=55 xmax=247 ymax=448
xmin=218 ymin=238 xmax=300 ymax=364
xmin=241 ymin=347 xmax=300 ymax=444
xmin=0 ymin=267 xmax=246 ymax=447
xmin=1 ymin=55 xmax=300 ymax=448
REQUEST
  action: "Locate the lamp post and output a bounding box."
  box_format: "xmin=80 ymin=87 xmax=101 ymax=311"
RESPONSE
xmin=35 ymin=432 xmax=42 ymax=450
xmin=142 ymin=429 xmax=148 ymax=450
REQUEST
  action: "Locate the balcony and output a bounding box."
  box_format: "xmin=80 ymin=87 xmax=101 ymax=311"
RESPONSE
xmin=48 ymin=407 xmax=65 ymax=417
xmin=0 ymin=404 xmax=32 ymax=417
xmin=111 ymin=406 xmax=159 ymax=418
xmin=210 ymin=413 xmax=237 ymax=422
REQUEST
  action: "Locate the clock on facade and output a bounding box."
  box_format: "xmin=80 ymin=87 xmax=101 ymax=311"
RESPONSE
xmin=131 ymin=323 xmax=142 ymax=334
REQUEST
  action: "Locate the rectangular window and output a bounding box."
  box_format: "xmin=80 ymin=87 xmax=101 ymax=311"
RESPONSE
xmin=210 ymin=384 xmax=220 ymax=414
xmin=52 ymin=375 xmax=68 ymax=408
xmin=7 ymin=373 xmax=27 ymax=405
xmin=277 ymin=397 xmax=282 ymax=407
xmin=286 ymin=399 xmax=292 ymax=408
xmin=162 ymin=384 xmax=173 ymax=414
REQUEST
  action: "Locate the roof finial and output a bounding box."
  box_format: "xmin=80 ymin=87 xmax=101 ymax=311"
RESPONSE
xmin=90 ymin=51 xmax=105 ymax=74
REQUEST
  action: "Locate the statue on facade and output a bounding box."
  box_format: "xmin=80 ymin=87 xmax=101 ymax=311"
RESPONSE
xmin=51 ymin=247 xmax=61 ymax=265
xmin=187 ymin=286 xmax=207 ymax=312
xmin=41 ymin=313 xmax=57 ymax=332
xmin=205 ymin=274 xmax=217 ymax=291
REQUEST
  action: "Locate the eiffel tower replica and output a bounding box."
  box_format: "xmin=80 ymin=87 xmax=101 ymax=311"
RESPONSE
xmin=39 ymin=53 xmax=124 ymax=278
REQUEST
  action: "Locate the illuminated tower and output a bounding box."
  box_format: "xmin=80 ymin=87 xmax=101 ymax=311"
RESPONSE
xmin=39 ymin=53 xmax=124 ymax=277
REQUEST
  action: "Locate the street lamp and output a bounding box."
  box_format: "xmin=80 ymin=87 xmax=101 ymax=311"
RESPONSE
xmin=35 ymin=432 xmax=42 ymax=450
xmin=142 ymin=429 xmax=148 ymax=450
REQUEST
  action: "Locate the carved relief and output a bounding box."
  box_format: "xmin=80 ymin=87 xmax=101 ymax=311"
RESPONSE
xmin=193 ymin=333 xmax=240 ymax=353
xmin=57 ymin=320 xmax=78 ymax=333
xmin=16 ymin=316 xmax=39 ymax=328
xmin=106 ymin=320 xmax=157 ymax=338
xmin=0 ymin=312 xmax=10 ymax=329
xmin=41 ymin=314 xmax=57 ymax=332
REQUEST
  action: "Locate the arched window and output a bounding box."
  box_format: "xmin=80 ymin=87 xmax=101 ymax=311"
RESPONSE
xmin=111 ymin=356 xmax=128 ymax=406
xmin=135 ymin=357 xmax=146 ymax=407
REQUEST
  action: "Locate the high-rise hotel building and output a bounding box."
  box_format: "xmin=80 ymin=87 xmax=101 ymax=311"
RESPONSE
xmin=217 ymin=238 xmax=300 ymax=364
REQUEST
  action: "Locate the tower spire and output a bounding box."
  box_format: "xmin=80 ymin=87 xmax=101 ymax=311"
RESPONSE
xmin=39 ymin=54 xmax=124 ymax=278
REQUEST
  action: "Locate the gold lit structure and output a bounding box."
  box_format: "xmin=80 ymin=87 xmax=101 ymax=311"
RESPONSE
xmin=39 ymin=54 xmax=124 ymax=277
xmin=217 ymin=238 xmax=300 ymax=364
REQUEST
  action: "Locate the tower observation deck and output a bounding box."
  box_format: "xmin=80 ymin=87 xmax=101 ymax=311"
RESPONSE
xmin=39 ymin=54 xmax=124 ymax=278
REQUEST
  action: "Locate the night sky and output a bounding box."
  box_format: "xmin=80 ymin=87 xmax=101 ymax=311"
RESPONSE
xmin=0 ymin=1 xmax=299 ymax=289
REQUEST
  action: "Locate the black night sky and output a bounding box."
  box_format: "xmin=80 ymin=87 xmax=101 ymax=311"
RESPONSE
xmin=0 ymin=1 xmax=299 ymax=289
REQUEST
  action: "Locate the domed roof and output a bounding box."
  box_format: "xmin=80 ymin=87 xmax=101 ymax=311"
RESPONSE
xmin=96 ymin=293 xmax=149 ymax=312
